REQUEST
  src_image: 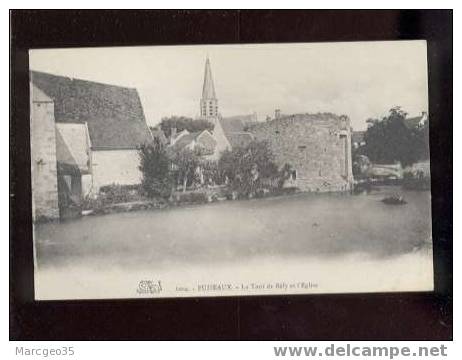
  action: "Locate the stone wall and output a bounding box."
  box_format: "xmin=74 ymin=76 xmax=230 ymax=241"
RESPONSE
xmin=91 ymin=149 xmax=142 ymax=193
xmin=30 ymin=95 xmax=60 ymax=220
xmin=250 ymin=113 xmax=354 ymax=192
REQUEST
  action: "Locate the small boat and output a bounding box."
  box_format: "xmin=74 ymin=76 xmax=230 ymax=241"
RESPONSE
xmin=382 ymin=195 xmax=407 ymax=205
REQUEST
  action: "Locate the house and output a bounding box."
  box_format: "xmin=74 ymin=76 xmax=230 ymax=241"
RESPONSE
xmin=167 ymin=129 xmax=218 ymax=160
xmin=167 ymin=57 xmax=353 ymax=193
xmin=404 ymin=111 xmax=428 ymax=129
xmin=352 ymin=131 xmax=366 ymax=149
xmin=149 ymin=126 xmax=168 ymax=146
xmin=30 ymin=71 xmax=153 ymax=220
xmin=249 ymin=113 xmax=354 ymax=192
xmin=218 ymin=114 xmax=257 ymax=149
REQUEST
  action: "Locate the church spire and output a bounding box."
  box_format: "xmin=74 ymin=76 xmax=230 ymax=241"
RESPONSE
xmin=202 ymin=57 xmax=216 ymax=99
xmin=200 ymin=57 xmax=218 ymax=119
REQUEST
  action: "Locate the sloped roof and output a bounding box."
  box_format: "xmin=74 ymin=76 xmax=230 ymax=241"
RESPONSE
xmin=167 ymin=130 xmax=217 ymax=155
xmin=169 ymin=132 xmax=201 ymax=152
xmin=150 ymin=127 xmax=168 ymax=145
xmin=56 ymin=123 xmax=90 ymax=174
xmin=219 ymin=114 xmax=257 ymax=134
xmin=56 ymin=127 xmax=91 ymax=176
xmin=171 ymin=129 xmax=190 ymax=143
xmin=217 ymin=115 xmax=257 ymax=149
xmin=30 ymin=83 xmax=52 ymax=102
xmin=226 ymin=133 xmax=254 ymax=148
xmin=30 ymin=71 xmax=152 ymax=150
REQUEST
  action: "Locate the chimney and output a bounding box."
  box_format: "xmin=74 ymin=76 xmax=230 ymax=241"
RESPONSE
xmin=170 ymin=127 xmax=177 ymax=145
xmin=275 ymin=109 xmax=281 ymax=120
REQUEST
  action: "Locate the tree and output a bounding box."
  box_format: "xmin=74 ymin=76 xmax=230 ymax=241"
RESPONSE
xmin=170 ymin=149 xmax=202 ymax=193
xmin=358 ymin=106 xmax=429 ymax=167
xmin=138 ymin=138 xmax=173 ymax=198
xmin=201 ymin=160 xmax=221 ymax=186
xmin=218 ymin=140 xmax=280 ymax=195
xmin=159 ymin=116 xmax=214 ymax=138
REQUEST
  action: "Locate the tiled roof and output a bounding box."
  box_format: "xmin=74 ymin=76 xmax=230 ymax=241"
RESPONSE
xmin=169 ymin=132 xmax=201 ymax=152
xmin=219 ymin=114 xmax=257 ymax=134
xmin=30 ymin=83 xmax=52 ymax=102
xmin=167 ymin=130 xmax=217 ymax=156
xmin=218 ymin=114 xmax=257 ymax=149
xmin=226 ymin=132 xmax=254 ymax=148
xmin=30 ymin=71 xmax=152 ymax=150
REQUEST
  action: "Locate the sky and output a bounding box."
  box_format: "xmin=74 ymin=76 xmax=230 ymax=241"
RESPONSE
xmin=29 ymin=41 xmax=428 ymax=130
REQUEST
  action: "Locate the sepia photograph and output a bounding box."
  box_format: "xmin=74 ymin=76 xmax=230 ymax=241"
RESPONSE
xmin=29 ymin=41 xmax=433 ymax=300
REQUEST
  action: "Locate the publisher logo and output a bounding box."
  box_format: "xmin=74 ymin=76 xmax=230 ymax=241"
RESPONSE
xmin=137 ymin=280 xmax=162 ymax=295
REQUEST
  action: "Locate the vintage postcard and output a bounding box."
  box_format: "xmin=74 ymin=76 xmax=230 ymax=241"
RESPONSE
xmin=30 ymin=41 xmax=433 ymax=300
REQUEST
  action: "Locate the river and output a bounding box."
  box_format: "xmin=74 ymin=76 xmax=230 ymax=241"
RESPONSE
xmin=34 ymin=186 xmax=433 ymax=299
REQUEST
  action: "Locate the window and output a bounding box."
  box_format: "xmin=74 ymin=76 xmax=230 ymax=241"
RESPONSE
xmin=291 ymin=170 xmax=297 ymax=180
xmin=298 ymin=145 xmax=307 ymax=150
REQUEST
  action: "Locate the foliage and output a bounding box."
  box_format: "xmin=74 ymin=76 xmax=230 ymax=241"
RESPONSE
xmin=81 ymin=184 xmax=142 ymax=210
xmin=138 ymin=138 xmax=174 ymax=198
xmin=99 ymin=184 xmax=142 ymax=202
xmin=352 ymin=154 xmax=371 ymax=178
xmin=159 ymin=116 xmax=214 ymax=138
xmin=357 ymin=107 xmax=429 ymax=167
xmin=173 ymin=192 xmax=209 ymax=205
xmin=201 ymin=160 xmax=222 ymax=185
xmin=218 ymin=140 xmax=281 ymax=196
xmin=170 ymin=148 xmax=202 ymax=192
xmin=402 ymin=170 xmax=431 ymax=190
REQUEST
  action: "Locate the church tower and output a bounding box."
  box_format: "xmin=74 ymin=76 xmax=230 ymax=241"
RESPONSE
xmin=200 ymin=57 xmax=219 ymax=120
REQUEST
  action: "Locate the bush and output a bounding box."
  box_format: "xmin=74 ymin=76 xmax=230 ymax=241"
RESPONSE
xmin=82 ymin=184 xmax=144 ymax=210
xmin=138 ymin=139 xmax=174 ymax=199
xmin=99 ymin=184 xmax=142 ymax=203
xmin=173 ymin=192 xmax=209 ymax=205
xmin=402 ymin=170 xmax=431 ymax=190
xmin=218 ymin=140 xmax=279 ymax=196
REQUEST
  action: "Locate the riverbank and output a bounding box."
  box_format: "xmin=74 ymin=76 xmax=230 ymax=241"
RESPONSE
xmin=80 ymin=180 xmax=427 ymax=220
xmin=76 ymin=185 xmax=300 ymax=218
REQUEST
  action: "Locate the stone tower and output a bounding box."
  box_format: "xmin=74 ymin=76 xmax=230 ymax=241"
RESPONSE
xmin=200 ymin=57 xmax=218 ymax=120
xmin=30 ymin=83 xmax=60 ymax=221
